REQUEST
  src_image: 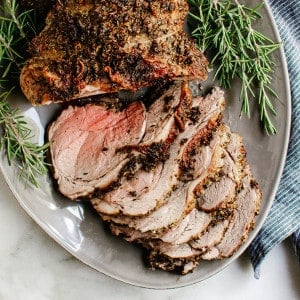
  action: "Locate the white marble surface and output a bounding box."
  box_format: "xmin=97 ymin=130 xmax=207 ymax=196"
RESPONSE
xmin=0 ymin=173 xmax=299 ymax=300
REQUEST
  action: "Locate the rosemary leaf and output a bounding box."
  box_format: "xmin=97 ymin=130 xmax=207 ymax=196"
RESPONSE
xmin=188 ymin=0 xmax=281 ymax=134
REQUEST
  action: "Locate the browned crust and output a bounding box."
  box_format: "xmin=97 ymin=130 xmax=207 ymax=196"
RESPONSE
xmin=20 ymin=0 xmax=208 ymax=105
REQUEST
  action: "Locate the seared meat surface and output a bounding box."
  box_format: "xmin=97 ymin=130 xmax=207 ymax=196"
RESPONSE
xmin=20 ymin=0 xmax=208 ymax=105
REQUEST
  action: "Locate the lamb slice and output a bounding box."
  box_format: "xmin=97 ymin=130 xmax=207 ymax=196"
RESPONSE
xmin=201 ymin=248 xmax=220 ymax=260
xmin=196 ymin=176 xmax=236 ymax=212
xmin=180 ymin=129 xmax=223 ymax=181
xmin=140 ymin=216 xmax=230 ymax=274
xmin=222 ymin=133 xmax=247 ymax=183
xmin=147 ymin=244 xmax=201 ymax=274
xmin=201 ymin=165 xmax=262 ymax=260
xmin=152 ymin=243 xmax=201 ymax=260
xmin=189 ymin=219 xmax=230 ymax=252
xmin=159 ymin=208 xmax=212 ymax=245
xmin=91 ymin=163 xmax=164 ymax=216
xmin=193 ymin=127 xmax=246 ymax=212
xmin=48 ymin=100 xmax=146 ymax=199
xmin=141 ymin=81 xmax=192 ymax=145
xmin=20 ymin=0 xmax=208 ymax=105
xmin=91 ymin=87 xmax=225 ymax=217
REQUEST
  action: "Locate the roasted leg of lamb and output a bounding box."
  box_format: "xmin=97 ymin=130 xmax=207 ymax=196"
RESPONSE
xmin=20 ymin=0 xmax=208 ymax=105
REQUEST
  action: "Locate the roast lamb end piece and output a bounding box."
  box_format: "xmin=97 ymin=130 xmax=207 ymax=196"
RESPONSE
xmin=20 ymin=0 xmax=208 ymax=105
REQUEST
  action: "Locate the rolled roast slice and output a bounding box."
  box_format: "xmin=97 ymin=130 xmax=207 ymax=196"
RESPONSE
xmin=48 ymin=99 xmax=146 ymax=199
xmin=91 ymin=87 xmax=225 ymax=216
xmin=140 ymin=81 xmax=192 ymax=145
xmin=195 ymin=131 xmax=246 ymax=212
xmin=190 ymin=219 xmax=231 ymax=252
xmin=147 ymin=243 xmax=201 ymax=275
xmin=20 ymin=0 xmax=208 ymax=105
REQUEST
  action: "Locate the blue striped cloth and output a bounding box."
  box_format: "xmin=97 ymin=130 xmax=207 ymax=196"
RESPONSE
xmin=248 ymin=0 xmax=300 ymax=278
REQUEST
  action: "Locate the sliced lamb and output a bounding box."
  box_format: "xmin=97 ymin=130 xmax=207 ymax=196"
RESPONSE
xmin=159 ymin=208 xmax=212 ymax=244
xmin=194 ymin=129 xmax=246 ymax=212
xmin=91 ymin=87 xmax=225 ymax=217
xmin=146 ymin=241 xmax=202 ymax=275
xmin=49 ymin=81 xmax=190 ymax=200
xmin=48 ymin=99 xmax=146 ymax=199
xmin=144 ymin=127 xmax=244 ymax=245
xmin=104 ymin=123 xmax=229 ymax=235
xmin=140 ymin=81 xmax=192 ymax=145
xmin=130 ymin=129 xmax=258 ymax=274
xmin=147 ymin=249 xmax=200 ymax=275
xmin=91 ymin=163 xmax=164 ymax=216
xmin=148 ymin=242 xmax=201 ymax=259
xmin=196 ymin=176 xmax=236 ymax=211
xmin=107 ymin=183 xmax=193 ymax=232
xmin=189 ymin=219 xmax=230 ymax=252
xmin=201 ymin=165 xmax=262 ymax=260
xmin=47 ymin=79 xmax=262 ymax=274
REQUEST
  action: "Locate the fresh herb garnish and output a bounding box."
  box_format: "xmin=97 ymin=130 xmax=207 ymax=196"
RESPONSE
xmin=188 ymin=0 xmax=280 ymax=134
xmin=0 ymin=0 xmax=48 ymax=187
xmin=0 ymin=0 xmax=36 ymax=88
xmin=0 ymin=90 xmax=49 ymax=187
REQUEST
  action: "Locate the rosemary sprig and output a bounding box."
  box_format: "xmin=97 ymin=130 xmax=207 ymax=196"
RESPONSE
xmin=0 ymin=0 xmax=48 ymax=187
xmin=188 ymin=0 xmax=281 ymax=134
xmin=0 ymin=0 xmax=36 ymax=88
xmin=0 ymin=90 xmax=49 ymax=187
